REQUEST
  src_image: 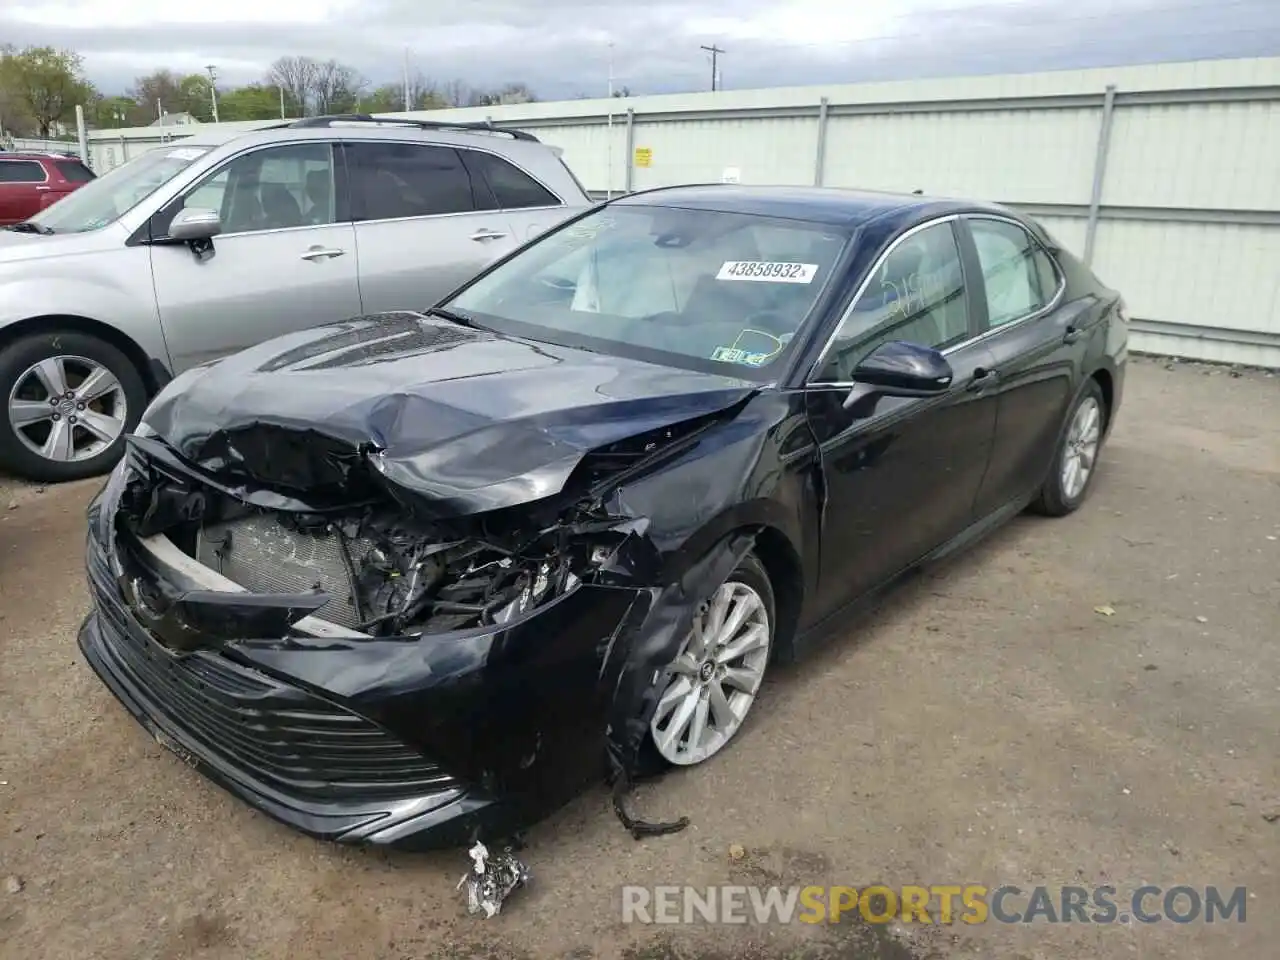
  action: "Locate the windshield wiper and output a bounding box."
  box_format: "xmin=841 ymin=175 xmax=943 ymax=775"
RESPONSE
xmin=5 ymin=222 xmax=54 ymax=235
xmin=424 ymin=306 xmax=479 ymax=328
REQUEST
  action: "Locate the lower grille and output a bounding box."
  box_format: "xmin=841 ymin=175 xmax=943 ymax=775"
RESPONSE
xmin=194 ymin=515 xmax=371 ymax=628
xmin=87 ymin=538 xmax=455 ymax=803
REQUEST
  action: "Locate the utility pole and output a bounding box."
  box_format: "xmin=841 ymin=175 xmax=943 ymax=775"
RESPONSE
xmin=700 ymin=44 xmax=724 ymax=91
xmin=205 ymin=65 xmax=219 ymax=123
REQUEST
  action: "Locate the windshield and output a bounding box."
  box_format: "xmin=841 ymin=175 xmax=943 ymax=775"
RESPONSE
xmin=447 ymin=203 xmax=850 ymax=379
xmin=28 ymin=144 xmax=212 ymax=234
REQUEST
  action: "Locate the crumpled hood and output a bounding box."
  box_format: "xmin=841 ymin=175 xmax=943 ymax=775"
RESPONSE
xmin=141 ymin=311 xmax=756 ymax=516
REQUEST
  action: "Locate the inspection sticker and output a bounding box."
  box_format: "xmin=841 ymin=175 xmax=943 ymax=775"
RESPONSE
xmin=711 ymin=346 xmax=773 ymax=366
xmin=717 ymin=261 xmax=818 ymax=283
xmin=166 ymin=147 xmax=205 ymax=161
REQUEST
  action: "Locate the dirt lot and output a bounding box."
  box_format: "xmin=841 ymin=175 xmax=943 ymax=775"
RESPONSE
xmin=1 ymin=357 xmax=1277 ymax=960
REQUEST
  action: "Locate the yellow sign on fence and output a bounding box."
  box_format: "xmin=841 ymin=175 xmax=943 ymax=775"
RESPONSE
xmin=634 ymin=147 xmax=653 ymax=167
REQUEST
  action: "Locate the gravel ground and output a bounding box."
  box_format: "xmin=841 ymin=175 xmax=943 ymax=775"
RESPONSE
xmin=1 ymin=356 xmax=1277 ymax=960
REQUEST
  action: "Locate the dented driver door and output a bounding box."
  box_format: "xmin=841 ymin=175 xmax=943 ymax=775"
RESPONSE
xmin=801 ymin=218 xmax=999 ymax=620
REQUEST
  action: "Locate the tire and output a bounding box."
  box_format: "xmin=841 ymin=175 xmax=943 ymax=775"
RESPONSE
xmin=647 ymin=552 xmax=776 ymax=767
xmin=0 ymin=330 xmax=147 ymax=483
xmin=1030 ymin=378 xmax=1107 ymax=517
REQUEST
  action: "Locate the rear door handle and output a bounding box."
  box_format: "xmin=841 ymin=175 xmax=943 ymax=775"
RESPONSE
xmin=1063 ymin=325 xmax=1082 ymax=344
xmin=35 ymin=185 xmax=51 ymax=192
xmin=469 ymin=229 xmax=508 ymax=242
xmin=966 ymin=367 xmax=998 ymax=392
xmin=300 ymin=247 xmax=345 ymax=261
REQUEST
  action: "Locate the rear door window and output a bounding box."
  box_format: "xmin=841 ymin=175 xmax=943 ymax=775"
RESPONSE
xmin=968 ymin=218 xmax=1059 ymax=329
xmin=54 ymin=160 xmax=95 ymax=183
xmin=0 ymin=160 xmax=47 ymax=183
xmin=466 ymin=151 xmax=560 ymax=209
xmin=346 ymin=142 xmax=482 ymax=220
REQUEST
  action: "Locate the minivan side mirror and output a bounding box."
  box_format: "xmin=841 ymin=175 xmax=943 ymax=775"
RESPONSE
xmin=844 ymin=340 xmax=953 ymax=407
xmin=168 ymin=207 xmax=222 ymax=242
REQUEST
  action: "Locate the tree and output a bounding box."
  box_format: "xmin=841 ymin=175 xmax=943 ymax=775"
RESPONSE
xmin=1 ymin=46 xmax=95 ymax=137
xmin=126 ymin=69 xmax=214 ymax=122
xmin=219 ymin=84 xmax=285 ymax=121
xmin=496 ymin=82 xmax=537 ymax=104
xmin=89 ymin=94 xmax=138 ymax=128
xmin=177 ymin=73 xmax=216 ymax=121
xmin=0 ymin=45 xmax=34 ymax=136
xmin=362 ymin=84 xmax=400 ymax=113
xmin=311 ymin=59 xmax=365 ymax=114
xmin=440 ymin=79 xmax=474 ymax=108
xmin=266 ymin=56 xmax=316 ymax=117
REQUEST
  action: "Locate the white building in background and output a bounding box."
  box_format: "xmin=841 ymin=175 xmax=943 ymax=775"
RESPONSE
xmin=150 ymin=112 xmax=201 ymax=128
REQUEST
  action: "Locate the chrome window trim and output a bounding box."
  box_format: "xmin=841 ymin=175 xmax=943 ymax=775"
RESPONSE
xmin=0 ymin=158 xmax=50 ymax=184
xmin=806 ymin=214 xmax=960 ymax=385
xmin=806 ymin=212 xmax=1070 ymax=387
xmin=198 ymin=222 xmax=351 ymax=242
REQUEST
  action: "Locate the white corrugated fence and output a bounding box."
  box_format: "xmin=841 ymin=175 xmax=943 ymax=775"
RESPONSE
xmin=79 ymin=56 xmax=1280 ymax=367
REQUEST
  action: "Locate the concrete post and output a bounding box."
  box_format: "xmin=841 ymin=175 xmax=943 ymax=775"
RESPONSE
xmin=1083 ymin=84 xmax=1118 ymax=267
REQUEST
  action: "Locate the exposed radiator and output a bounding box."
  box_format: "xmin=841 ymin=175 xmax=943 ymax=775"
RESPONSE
xmin=195 ymin=515 xmax=370 ymax=629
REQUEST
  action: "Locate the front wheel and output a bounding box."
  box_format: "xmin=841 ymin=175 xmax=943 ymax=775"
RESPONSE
xmin=648 ymin=553 xmax=775 ymax=766
xmin=1031 ymin=379 xmax=1107 ymax=517
xmin=0 ymin=331 xmax=147 ymax=483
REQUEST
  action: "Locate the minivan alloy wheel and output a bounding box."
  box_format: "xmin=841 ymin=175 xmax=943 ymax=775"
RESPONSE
xmin=7 ymin=355 xmax=128 ymax=463
xmin=650 ymin=579 xmax=772 ymax=766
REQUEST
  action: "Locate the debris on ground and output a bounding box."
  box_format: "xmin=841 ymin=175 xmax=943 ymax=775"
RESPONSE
xmin=728 ymin=843 xmax=746 ymax=861
xmin=1262 ymin=809 xmax=1279 ymax=824
xmin=4 ymin=876 xmax=22 ymax=894
xmin=1094 ymin=604 xmax=1116 ymax=617
xmin=6 ymin=500 xmax=17 ymax=511
xmin=456 ymin=842 xmax=530 ymax=918
xmin=1195 ymin=615 xmax=1209 ymax=623
xmin=610 ymin=768 xmax=690 ymax=840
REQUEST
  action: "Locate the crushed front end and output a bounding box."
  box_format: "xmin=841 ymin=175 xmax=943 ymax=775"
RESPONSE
xmin=79 ymin=433 xmax=660 ymax=849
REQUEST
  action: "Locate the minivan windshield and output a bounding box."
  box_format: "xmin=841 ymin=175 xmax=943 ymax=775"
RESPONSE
xmin=446 ymin=203 xmax=849 ymax=379
xmin=28 ymin=143 xmax=212 ymax=234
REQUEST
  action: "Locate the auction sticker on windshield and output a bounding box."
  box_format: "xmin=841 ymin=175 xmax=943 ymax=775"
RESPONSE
xmin=166 ymin=147 xmax=205 ymax=161
xmin=717 ymin=261 xmax=819 ymax=283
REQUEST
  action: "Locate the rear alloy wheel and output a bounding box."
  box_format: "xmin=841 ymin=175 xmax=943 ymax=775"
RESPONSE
xmin=1032 ymin=379 xmax=1106 ymax=517
xmin=649 ymin=555 xmax=774 ymax=766
xmin=0 ymin=331 xmax=146 ymax=482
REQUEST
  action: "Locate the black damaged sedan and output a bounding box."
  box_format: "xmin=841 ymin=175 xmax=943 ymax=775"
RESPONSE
xmin=81 ymin=185 xmax=1127 ymax=849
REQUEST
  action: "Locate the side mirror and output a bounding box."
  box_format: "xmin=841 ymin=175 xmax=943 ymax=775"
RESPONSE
xmin=168 ymin=207 xmax=222 ymax=242
xmin=846 ymin=340 xmax=953 ymax=405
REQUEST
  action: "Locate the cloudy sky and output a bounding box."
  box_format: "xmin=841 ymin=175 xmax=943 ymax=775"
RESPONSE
xmin=3 ymin=0 xmax=1278 ymax=99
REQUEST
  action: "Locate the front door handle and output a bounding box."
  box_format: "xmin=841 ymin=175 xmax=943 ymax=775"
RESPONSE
xmin=966 ymin=367 xmax=998 ymax=392
xmin=1063 ymin=325 xmax=1082 ymax=345
xmin=35 ymin=185 xmax=51 ymax=192
xmin=469 ymin=229 xmax=508 ymax=242
xmin=300 ymin=246 xmax=345 ymax=261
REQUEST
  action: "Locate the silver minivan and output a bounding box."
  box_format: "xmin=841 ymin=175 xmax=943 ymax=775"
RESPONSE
xmin=0 ymin=116 xmax=590 ymax=481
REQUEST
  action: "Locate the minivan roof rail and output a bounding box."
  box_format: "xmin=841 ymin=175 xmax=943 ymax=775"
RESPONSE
xmin=263 ymin=114 xmax=540 ymax=142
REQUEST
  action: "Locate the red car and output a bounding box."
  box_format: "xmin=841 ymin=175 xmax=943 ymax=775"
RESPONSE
xmin=0 ymin=153 xmax=96 ymax=225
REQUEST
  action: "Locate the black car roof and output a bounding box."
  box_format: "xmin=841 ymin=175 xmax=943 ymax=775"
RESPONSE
xmin=617 ymin=183 xmax=1011 ymax=230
